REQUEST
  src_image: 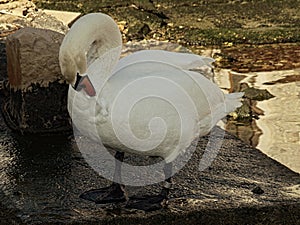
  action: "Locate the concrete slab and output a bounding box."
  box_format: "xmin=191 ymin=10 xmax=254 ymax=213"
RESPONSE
xmin=42 ymin=9 xmax=81 ymax=27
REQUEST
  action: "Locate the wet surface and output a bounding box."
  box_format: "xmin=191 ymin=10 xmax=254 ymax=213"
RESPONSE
xmin=215 ymin=43 xmax=300 ymax=72
xmin=1 ymin=109 xmax=300 ymax=224
xmin=217 ymin=69 xmax=300 ymax=173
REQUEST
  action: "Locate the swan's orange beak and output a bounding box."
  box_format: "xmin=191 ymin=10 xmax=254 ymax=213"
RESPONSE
xmin=74 ymin=74 xmax=96 ymax=97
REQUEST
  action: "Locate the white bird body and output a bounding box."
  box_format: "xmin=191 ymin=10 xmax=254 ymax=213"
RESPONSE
xmin=60 ymin=13 xmax=243 ymax=163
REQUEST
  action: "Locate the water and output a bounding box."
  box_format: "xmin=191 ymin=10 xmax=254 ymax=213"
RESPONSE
xmin=215 ymin=68 xmax=300 ymax=173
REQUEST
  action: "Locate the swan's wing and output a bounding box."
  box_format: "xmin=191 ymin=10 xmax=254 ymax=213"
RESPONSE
xmin=98 ymin=61 xmax=222 ymax=160
xmin=186 ymin=70 xmax=243 ymax=116
xmin=114 ymin=50 xmax=214 ymax=73
xmin=84 ymin=60 xmax=242 ymax=162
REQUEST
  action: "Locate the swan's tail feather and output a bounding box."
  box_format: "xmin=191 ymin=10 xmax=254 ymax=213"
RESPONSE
xmin=224 ymin=92 xmax=244 ymax=114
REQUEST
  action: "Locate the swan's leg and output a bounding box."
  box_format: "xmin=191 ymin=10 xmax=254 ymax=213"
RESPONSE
xmin=126 ymin=161 xmax=172 ymax=211
xmin=80 ymin=151 xmax=128 ymax=204
xmin=160 ymin=161 xmax=172 ymax=201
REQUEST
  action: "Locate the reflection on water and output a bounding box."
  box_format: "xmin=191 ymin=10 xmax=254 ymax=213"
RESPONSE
xmin=215 ymin=69 xmax=300 ymax=173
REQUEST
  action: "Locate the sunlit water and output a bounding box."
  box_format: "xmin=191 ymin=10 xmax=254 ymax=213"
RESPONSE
xmin=215 ymin=69 xmax=300 ymax=174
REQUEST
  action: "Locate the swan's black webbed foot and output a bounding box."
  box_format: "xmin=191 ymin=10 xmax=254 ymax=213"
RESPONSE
xmin=125 ymin=195 xmax=166 ymax=211
xmin=80 ymin=183 xmax=127 ymax=204
xmin=125 ymin=185 xmax=170 ymax=212
xmin=80 ymin=151 xmax=126 ymax=204
xmin=125 ymin=162 xmax=173 ymax=212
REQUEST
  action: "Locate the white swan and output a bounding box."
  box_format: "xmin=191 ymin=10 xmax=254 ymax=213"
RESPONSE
xmin=59 ymin=13 xmax=243 ymax=210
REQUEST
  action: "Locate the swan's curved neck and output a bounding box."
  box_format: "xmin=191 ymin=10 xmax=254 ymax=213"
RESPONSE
xmin=71 ymin=13 xmax=121 ymax=59
xmin=60 ymin=13 xmax=122 ymax=84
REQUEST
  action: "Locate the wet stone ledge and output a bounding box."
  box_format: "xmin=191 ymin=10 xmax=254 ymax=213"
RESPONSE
xmin=0 ymin=119 xmax=300 ymax=224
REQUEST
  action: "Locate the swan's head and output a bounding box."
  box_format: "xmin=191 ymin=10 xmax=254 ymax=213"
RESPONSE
xmin=59 ymin=47 xmax=87 ymax=86
xmin=59 ymin=46 xmax=97 ymax=96
xmin=59 ymin=13 xmax=122 ymax=96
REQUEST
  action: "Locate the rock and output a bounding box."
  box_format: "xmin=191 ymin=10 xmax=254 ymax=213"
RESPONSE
xmin=0 ymin=0 xmax=37 ymax=17
xmin=252 ymin=185 xmax=265 ymax=195
xmin=0 ymin=0 xmax=68 ymax=36
xmin=128 ymin=22 xmax=152 ymax=40
xmin=42 ymin=9 xmax=81 ymax=27
xmin=1 ymin=27 xmax=71 ymax=135
xmin=0 ymin=1 xmax=73 ymax=135
xmin=241 ymin=86 xmax=275 ymax=101
xmin=6 ymin=27 xmax=64 ymax=89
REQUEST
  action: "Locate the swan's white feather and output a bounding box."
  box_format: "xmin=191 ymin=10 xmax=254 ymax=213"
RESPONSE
xmin=115 ymin=50 xmax=214 ymax=72
xmin=69 ymin=58 xmax=242 ymax=162
xmin=61 ymin=13 xmax=243 ymax=163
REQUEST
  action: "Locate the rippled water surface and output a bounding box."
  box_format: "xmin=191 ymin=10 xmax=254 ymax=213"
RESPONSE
xmin=215 ymin=69 xmax=300 ymax=173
